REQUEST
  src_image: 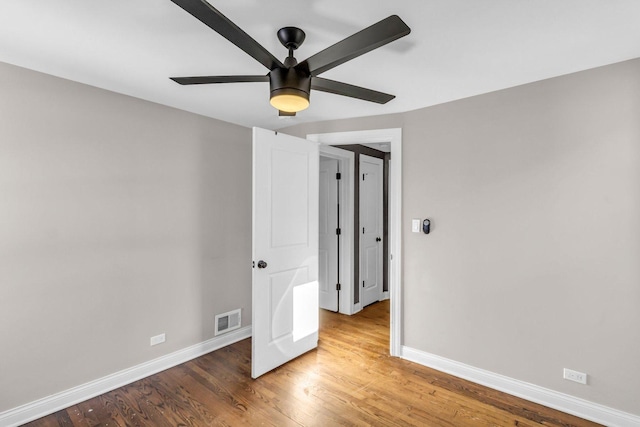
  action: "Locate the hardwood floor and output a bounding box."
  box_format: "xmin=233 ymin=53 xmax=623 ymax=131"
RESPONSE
xmin=25 ymin=301 xmax=601 ymax=426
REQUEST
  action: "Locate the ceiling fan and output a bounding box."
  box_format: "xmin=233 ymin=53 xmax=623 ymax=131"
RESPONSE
xmin=169 ymin=0 xmax=411 ymax=116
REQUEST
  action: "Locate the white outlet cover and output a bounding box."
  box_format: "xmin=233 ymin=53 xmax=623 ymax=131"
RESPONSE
xmin=563 ymin=368 xmax=587 ymax=384
xmin=412 ymin=219 xmax=421 ymax=233
xmin=150 ymin=333 xmax=165 ymax=346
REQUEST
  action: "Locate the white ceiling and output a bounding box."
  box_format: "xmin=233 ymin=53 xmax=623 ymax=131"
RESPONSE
xmin=1 ymin=0 xmax=639 ymax=130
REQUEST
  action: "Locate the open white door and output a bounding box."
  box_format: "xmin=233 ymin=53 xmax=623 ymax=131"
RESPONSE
xmin=360 ymin=154 xmax=384 ymax=307
xmin=252 ymin=127 xmax=319 ymax=379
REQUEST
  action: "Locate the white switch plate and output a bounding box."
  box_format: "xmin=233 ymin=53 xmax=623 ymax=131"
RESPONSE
xmin=412 ymin=219 xmax=421 ymax=233
xmin=150 ymin=333 xmax=165 ymax=346
xmin=563 ymin=368 xmax=587 ymax=384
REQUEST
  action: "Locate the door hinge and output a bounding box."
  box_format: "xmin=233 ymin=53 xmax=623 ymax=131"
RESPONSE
xmin=362 ymin=173 xmax=365 ymax=181
xmin=362 ymin=280 xmax=365 ymax=288
xmin=336 ymin=283 xmax=341 ymax=291
xmin=336 ymin=228 xmax=341 ymax=235
xmin=252 ymin=261 xmax=255 ymax=268
xmin=336 ymin=172 xmax=341 ymax=180
xmin=362 ymin=227 xmax=365 ymax=234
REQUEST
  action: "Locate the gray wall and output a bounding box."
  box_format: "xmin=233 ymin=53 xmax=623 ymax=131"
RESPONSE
xmin=286 ymin=58 xmax=640 ymax=415
xmin=0 ymin=62 xmax=252 ymax=412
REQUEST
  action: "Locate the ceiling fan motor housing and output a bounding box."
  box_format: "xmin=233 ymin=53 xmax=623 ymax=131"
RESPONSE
xmin=269 ymin=67 xmax=311 ymax=110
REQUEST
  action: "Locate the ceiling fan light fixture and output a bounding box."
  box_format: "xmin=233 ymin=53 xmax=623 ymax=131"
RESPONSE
xmin=269 ymin=67 xmax=311 ymax=112
xmin=270 ymin=90 xmax=310 ymax=113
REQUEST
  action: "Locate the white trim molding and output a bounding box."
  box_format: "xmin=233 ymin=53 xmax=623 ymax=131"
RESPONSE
xmin=401 ymin=346 xmax=640 ymax=427
xmin=0 ymin=326 xmax=252 ymax=427
xmin=308 ymin=128 xmax=403 ymax=357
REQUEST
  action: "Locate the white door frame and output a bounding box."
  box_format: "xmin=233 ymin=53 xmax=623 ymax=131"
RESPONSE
xmin=308 ymin=128 xmax=402 ymax=357
xmin=319 ymin=145 xmax=355 ymax=315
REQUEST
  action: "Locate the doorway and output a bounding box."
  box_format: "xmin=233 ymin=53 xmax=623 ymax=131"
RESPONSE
xmin=320 ymin=146 xmax=388 ymax=312
xmin=309 ymin=128 xmax=403 ymax=357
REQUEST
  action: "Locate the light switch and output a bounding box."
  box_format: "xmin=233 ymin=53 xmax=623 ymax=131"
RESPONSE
xmin=412 ymin=219 xmax=421 ymax=233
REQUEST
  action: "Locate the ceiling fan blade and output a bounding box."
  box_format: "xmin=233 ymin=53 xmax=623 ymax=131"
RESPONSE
xmin=170 ymin=75 xmax=269 ymax=85
xmin=297 ymin=15 xmax=410 ymax=77
xmin=170 ymin=0 xmax=284 ymax=70
xmin=311 ymin=77 xmax=395 ymax=104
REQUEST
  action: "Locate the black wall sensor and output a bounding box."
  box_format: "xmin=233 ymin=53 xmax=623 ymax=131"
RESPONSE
xmin=422 ymin=219 xmax=431 ymax=234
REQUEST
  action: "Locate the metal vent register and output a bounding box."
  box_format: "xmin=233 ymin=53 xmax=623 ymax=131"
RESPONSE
xmin=214 ymin=309 xmax=241 ymax=336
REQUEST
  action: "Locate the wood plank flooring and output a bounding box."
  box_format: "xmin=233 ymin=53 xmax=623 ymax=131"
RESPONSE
xmin=24 ymin=301 xmax=601 ymax=426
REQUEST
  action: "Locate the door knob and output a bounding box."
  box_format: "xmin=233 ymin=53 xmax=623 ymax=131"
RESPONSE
xmin=376 ymin=237 xmax=382 ymax=242
xmin=257 ymin=260 xmax=268 ymax=269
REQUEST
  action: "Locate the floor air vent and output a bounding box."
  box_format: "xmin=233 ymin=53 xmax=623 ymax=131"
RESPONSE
xmin=215 ymin=308 xmax=241 ymax=336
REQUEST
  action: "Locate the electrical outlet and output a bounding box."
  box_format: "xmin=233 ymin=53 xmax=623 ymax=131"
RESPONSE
xmin=563 ymin=368 xmax=587 ymax=384
xmin=150 ymin=333 xmax=165 ymax=346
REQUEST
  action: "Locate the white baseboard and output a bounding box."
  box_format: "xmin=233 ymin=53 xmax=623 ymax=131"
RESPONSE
xmin=401 ymin=346 xmax=640 ymax=427
xmin=0 ymin=326 xmax=252 ymax=427
xmin=382 ymin=291 xmax=389 ymax=300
